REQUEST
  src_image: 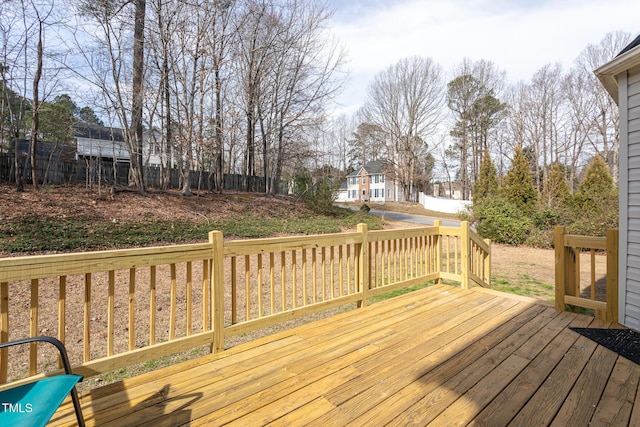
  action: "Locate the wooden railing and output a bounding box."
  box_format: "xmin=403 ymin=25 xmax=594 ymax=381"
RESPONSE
xmin=0 ymin=221 xmax=490 ymax=386
xmin=554 ymin=226 xmax=618 ymax=322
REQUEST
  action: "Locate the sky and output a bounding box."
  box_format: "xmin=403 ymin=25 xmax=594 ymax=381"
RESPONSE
xmin=326 ymin=0 xmax=640 ymax=116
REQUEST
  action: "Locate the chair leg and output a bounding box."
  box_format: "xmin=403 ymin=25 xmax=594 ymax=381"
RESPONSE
xmin=70 ymin=387 xmax=85 ymax=427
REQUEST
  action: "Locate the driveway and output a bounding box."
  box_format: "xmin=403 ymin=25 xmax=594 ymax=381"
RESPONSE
xmin=368 ymin=209 xmax=461 ymax=227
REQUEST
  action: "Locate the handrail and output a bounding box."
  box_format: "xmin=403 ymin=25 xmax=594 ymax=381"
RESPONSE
xmin=554 ymin=226 xmax=618 ymax=322
xmin=0 ymin=221 xmax=490 ymax=385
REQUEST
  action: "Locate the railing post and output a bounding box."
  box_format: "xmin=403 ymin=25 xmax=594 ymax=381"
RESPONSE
xmin=484 ymin=238 xmax=491 ymax=288
xmin=434 ymin=220 xmax=442 ymax=284
xmin=357 ymin=223 xmax=369 ymax=308
xmin=460 ymin=221 xmax=470 ymax=289
xmin=606 ymin=229 xmax=619 ymax=323
xmin=209 ymin=231 xmax=225 ymax=353
xmin=554 ymin=226 xmax=566 ymax=313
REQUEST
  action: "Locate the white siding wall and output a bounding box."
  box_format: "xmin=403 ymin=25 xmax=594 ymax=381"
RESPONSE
xmin=76 ymin=137 xmax=129 ymax=160
xmin=624 ymin=65 xmax=640 ymax=329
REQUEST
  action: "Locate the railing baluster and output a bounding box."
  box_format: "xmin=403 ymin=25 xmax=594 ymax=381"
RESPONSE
xmin=292 ymin=250 xmax=298 ymax=308
xmin=150 ymin=266 xmax=156 ymax=346
xmin=258 ymin=253 xmax=263 ymax=317
xmin=203 ymin=260 xmax=209 ymax=330
xmin=590 ymin=249 xmax=596 ymax=301
xmin=58 ymin=276 xmax=66 ymax=368
xmin=244 ymin=255 xmax=250 ymax=321
xmin=281 ymin=251 xmax=286 ymax=311
xmin=302 ymin=248 xmax=308 ymax=304
xmin=312 ymin=248 xmax=317 ymax=303
xmin=30 ymin=279 xmax=38 ymax=375
xmin=170 ymin=263 xmax=177 ymax=341
xmin=230 ymin=257 xmax=237 ymax=325
xmin=108 ymin=270 xmax=115 ymax=356
xmin=186 ymin=261 xmax=192 ymax=335
xmin=345 ymin=245 xmax=352 ymax=295
xmin=84 ymin=273 xmax=91 ymax=362
xmin=269 ymin=253 xmax=275 ymax=314
xmin=329 ymin=246 xmax=336 ymax=299
xmin=129 ymin=268 xmax=135 ymax=351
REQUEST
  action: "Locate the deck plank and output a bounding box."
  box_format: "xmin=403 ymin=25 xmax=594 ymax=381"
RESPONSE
xmin=508 ymin=330 xmax=602 ymax=426
xmin=590 ymin=355 xmax=640 ymax=426
xmin=349 ymin=303 xmax=553 ymax=427
xmin=312 ymin=298 xmax=528 ymax=426
xmin=47 ymin=285 xmax=640 ymax=427
xmin=551 ymin=341 xmax=619 ymax=426
xmin=470 ymin=312 xmax=591 ymax=426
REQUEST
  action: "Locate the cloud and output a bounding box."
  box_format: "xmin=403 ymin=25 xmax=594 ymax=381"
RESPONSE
xmin=329 ymin=0 xmax=639 ymax=115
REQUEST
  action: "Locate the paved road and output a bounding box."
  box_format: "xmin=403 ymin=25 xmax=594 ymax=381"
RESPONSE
xmin=368 ymin=209 xmax=461 ymax=227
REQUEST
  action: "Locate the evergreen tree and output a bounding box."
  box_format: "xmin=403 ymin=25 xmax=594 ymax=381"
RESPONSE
xmin=472 ymin=148 xmax=499 ymax=204
xmin=577 ymin=154 xmax=614 ymax=198
xmin=504 ymin=145 xmax=538 ymax=215
xmin=543 ymin=163 xmax=571 ymax=208
xmin=571 ymin=155 xmax=618 ymax=236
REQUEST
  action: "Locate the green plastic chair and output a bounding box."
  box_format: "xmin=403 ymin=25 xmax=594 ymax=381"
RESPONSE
xmin=0 ymin=336 xmax=85 ymax=427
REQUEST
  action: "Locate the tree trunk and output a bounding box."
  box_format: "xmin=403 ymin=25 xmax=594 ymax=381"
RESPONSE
xmin=131 ymin=0 xmax=147 ymax=194
xmin=30 ymin=22 xmax=44 ymax=189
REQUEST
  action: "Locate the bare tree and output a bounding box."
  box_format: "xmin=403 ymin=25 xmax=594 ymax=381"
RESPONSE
xmin=1 ymin=0 xmax=35 ymax=191
xmin=575 ymin=30 xmax=632 ymax=184
xmin=362 ymin=56 xmax=444 ymax=201
xmin=73 ymin=0 xmax=147 ymax=193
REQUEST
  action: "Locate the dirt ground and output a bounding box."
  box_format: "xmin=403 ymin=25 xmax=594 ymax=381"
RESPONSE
xmin=0 ymin=184 xmax=562 ymax=295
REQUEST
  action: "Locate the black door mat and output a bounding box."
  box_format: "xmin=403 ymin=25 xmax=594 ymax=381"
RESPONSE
xmin=570 ymin=327 xmax=640 ymax=365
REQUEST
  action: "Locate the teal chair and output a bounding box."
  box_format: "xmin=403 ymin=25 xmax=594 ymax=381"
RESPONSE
xmin=0 ymin=336 xmax=85 ymax=426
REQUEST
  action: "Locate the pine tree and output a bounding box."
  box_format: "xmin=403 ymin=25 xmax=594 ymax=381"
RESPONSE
xmin=578 ymin=154 xmax=614 ymax=197
xmin=544 ymin=163 xmax=571 ymax=208
xmin=571 ymin=154 xmax=618 ymax=236
xmin=504 ymin=145 xmax=537 ymax=215
xmin=472 ymin=148 xmax=499 ymax=204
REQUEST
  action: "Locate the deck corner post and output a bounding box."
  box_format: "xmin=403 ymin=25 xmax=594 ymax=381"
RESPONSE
xmin=209 ymin=230 xmax=225 ymax=353
xmin=554 ymin=226 xmax=566 ymax=313
xmin=357 ymin=223 xmax=369 ymax=308
xmin=460 ymin=221 xmax=470 ymax=290
xmin=606 ymin=229 xmax=619 ymax=323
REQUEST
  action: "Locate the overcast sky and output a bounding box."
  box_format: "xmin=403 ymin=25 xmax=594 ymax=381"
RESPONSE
xmin=326 ymin=0 xmax=639 ymax=115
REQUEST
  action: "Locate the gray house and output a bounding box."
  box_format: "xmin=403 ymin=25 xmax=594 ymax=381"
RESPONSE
xmin=596 ymin=33 xmax=640 ymax=330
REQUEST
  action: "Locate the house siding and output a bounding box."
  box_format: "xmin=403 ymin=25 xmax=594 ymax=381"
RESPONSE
xmin=625 ymin=65 xmax=640 ymax=330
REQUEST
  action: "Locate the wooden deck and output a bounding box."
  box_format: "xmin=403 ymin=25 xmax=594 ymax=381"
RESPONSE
xmin=50 ymin=284 xmax=640 ymax=426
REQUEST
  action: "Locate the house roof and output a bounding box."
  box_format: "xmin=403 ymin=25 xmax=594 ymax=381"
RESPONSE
xmin=347 ymin=160 xmax=393 ymax=177
xmin=75 ymin=123 xmax=125 ymax=142
xmin=594 ymin=33 xmax=640 ymax=104
xmin=618 ymin=33 xmax=640 ymax=57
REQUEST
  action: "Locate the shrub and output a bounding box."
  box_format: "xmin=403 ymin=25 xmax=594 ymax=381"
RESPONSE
xmin=306 ymin=179 xmax=337 ymax=215
xmin=360 ymin=203 xmax=371 ymax=212
xmin=474 ymin=197 xmax=532 ymax=245
xmin=524 ymin=227 xmax=554 ymax=248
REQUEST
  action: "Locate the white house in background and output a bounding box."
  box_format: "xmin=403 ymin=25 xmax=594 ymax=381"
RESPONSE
xmin=433 ymin=182 xmax=464 ymax=200
xmin=75 ymin=124 xmax=128 ymax=163
xmin=75 ymin=124 xmax=173 ymax=168
xmin=595 ymin=33 xmax=640 ymax=330
xmin=345 ymin=160 xmax=399 ymax=203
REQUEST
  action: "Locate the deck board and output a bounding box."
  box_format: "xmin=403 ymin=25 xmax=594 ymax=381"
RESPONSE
xmin=50 ymin=285 xmax=640 ymax=426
